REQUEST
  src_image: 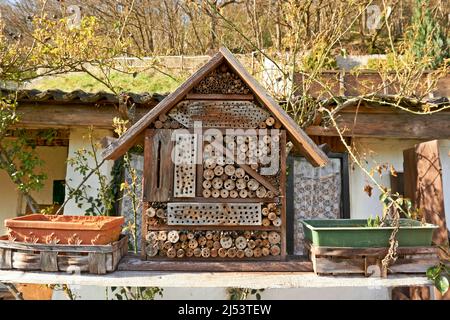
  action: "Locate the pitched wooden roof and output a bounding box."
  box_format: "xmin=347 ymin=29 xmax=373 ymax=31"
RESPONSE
xmin=102 ymin=47 xmax=328 ymax=167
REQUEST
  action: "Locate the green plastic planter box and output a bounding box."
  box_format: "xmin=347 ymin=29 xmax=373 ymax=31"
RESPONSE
xmin=301 ymin=219 xmax=438 ymax=247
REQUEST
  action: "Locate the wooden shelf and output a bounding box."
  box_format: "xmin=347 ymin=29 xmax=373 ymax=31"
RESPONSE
xmin=0 ymin=266 xmax=433 ymax=289
xmin=149 ymin=225 xmax=281 ymax=231
xmin=119 ymin=254 xmax=305 ymax=272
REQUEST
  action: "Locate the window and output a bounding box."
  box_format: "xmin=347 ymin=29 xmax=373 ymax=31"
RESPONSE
xmin=286 ymin=153 xmax=350 ymax=255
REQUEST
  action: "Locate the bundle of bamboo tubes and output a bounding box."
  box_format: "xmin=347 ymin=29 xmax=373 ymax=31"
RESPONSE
xmin=193 ymin=66 xmax=250 ymax=95
xmin=145 ymin=205 xmax=168 ymax=226
xmin=153 ymin=113 xmax=181 ymax=129
xmin=145 ymin=230 xmax=281 ymax=258
xmin=261 ymin=203 xmax=282 ymax=227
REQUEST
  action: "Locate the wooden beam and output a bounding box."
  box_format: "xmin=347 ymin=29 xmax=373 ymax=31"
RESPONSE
xmin=219 ymin=47 xmax=329 ymax=167
xmin=102 ymin=52 xmax=225 ymax=160
xmin=14 ymin=103 xmax=151 ymax=129
xmin=279 ymin=130 xmax=287 ymax=258
xmin=238 ymin=163 xmax=279 ymax=195
xmin=306 ymin=112 xmax=450 ymax=139
xmin=221 ymin=143 xmax=279 ymax=195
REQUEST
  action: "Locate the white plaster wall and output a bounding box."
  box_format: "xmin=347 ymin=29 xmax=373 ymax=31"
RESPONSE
xmin=0 ymin=146 xmax=67 ymax=235
xmin=349 ymin=138 xmax=450 ymax=224
xmin=0 ymin=170 xmax=19 ymax=235
xmin=63 ymin=128 xmax=115 ymax=215
xmin=52 ymin=286 xmax=389 ymax=300
xmin=29 ymin=147 xmax=68 ymax=205
xmin=349 ymin=138 xmax=424 ymax=219
xmin=438 ymin=139 xmax=450 ymax=232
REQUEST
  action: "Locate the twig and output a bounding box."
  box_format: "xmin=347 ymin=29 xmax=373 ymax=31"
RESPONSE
xmin=55 ymin=159 xmax=106 ymax=215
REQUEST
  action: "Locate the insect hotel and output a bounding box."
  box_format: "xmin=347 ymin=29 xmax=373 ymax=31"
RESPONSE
xmin=102 ymin=47 xmax=328 ymax=269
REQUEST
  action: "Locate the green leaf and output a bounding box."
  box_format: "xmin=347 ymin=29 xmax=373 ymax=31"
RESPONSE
xmin=426 ymin=265 xmax=441 ymax=279
xmin=435 ymin=275 xmax=449 ymax=295
xmin=379 ymin=192 xmax=388 ymax=203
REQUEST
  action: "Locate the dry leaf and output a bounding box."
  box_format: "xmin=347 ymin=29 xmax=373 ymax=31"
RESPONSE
xmin=390 ymin=165 xmax=398 ymax=177
xmin=364 ymin=185 xmax=373 ymax=197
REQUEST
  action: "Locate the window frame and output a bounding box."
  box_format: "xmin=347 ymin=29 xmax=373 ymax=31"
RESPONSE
xmin=286 ymin=152 xmax=350 ymax=255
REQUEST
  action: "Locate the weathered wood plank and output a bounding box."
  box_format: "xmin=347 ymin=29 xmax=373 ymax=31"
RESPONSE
xmin=314 ymin=257 xmax=365 ymax=274
xmin=280 ymin=130 xmax=287 ymax=259
xmin=15 ymin=103 xmax=152 ymax=129
xmin=118 ymin=255 xmax=312 ymax=272
xmin=58 ymin=255 xmax=89 ymax=273
xmin=106 ymin=253 xmax=113 ymax=272
xmin=306 ymin=112 xmax=450 ymax=139
xmin=88 ymin=252 xmax=107 ymax=274
xmin=389 ymin=258 xmax=440 ymax=273
xmin=12 ymin=252 xmax=40 ymax=270
xmin=143 ymin=129 xmax=174 ymax=202
xmin=0 ymin=235 xmax=127 ymax=274
xmin=307 ymin=242 xmax=440 ymax=276
xmin=39 ymin=251 xmax=58 ymax=272
xmin=141 ymin=202 xmax=149 ymax=261
xmin=238 ymin=163 xmax=279 ymax=195
xmin=403 ymin=147 xmax=417 ymax=207
xmin=414 ymin=140 xmax=448 ymax=245
xmin=311 ymin=246 xmax=439 ymax=257
xmin=0 ymin=248 xmax=12 ymax=269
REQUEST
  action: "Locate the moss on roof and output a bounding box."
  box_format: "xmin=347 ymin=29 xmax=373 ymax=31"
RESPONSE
xmin=27 ymin=70 xmax=184 ymax=94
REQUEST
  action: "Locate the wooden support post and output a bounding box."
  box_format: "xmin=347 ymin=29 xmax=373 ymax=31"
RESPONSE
xmin=280 ymin=130 xmax=287 ymax=259
xmin=404 ymin=140 xmax=448 ymax=246
xmin=141 ymin=201 xmax=149 ymax=261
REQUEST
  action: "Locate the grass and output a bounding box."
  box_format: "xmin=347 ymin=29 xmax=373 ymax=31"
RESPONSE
xmin=28 ymin=69 xmax=185 ymax=94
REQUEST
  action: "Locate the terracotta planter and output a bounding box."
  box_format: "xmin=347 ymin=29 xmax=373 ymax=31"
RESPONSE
xmin=5 ymin=214 xmax=124 ymax=245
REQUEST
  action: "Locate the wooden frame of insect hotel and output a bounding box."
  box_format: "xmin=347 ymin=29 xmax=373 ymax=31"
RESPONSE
xmin=102 ymin=47 xmax=329 ymax=268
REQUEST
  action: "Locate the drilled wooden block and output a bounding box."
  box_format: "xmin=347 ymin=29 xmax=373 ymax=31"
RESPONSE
xmin=169 ymin=101 xmax=270 ymax=128
xmin=173 ymin=133 xmax=197 ymax=197
xmin=167 ymin=203 xmax=262 ymax=225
